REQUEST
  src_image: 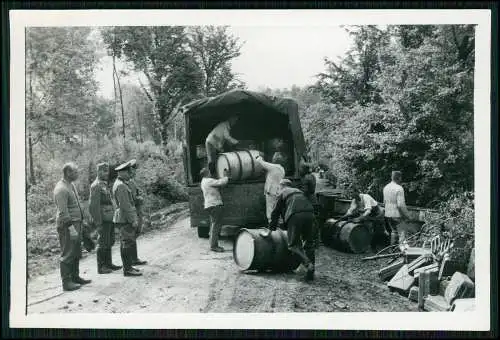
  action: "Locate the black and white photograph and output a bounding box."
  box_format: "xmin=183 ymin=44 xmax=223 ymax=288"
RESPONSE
xmin=8 ymin=9 xmax=492 ymax=330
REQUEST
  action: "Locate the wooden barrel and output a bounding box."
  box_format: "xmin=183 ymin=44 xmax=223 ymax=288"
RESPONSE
xmin=216 ymin=150 xmax=264 ymax=181
xmin=322 ymin=219 xmax=372 ymax=254
xmin=233 ymin=228 xmax=301 ymax=272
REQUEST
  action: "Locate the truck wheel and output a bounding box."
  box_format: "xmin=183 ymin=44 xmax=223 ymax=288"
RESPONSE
xmin=197 ymin=226 xmax=209 ymax=239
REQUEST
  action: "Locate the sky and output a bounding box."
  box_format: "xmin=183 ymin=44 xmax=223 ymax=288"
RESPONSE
xmin=94 ymin=26 xmax=353 ymax=98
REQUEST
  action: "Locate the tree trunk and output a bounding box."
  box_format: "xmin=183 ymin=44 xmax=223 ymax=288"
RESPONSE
xmin=112 ymin=55 xmax=118 ymax=122
xmin=136 ymin=108 xmax=143 ymax=143
xmin=113 ymin=61 xmax=126 ymax=141
xmin=155 ymin=101 xmax=168 ymax=145
xmin=27 ymin=35 xmax=36 ymax=186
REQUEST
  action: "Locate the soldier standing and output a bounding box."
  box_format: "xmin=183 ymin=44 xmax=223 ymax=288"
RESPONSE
xmin=112 ymin=161 xmax=142 ymax=277
xmin=299 ymin=163 xmax=319 ymax=248
xmin=383 ymin=170 xmax=411 ymax=248
xmin=127 ymin=159 xmax=147 ymax=266
xmin=89 ymin=162 xmax=122 ymax=274
xmin=53 ymin=162 xmax=92 ymax=291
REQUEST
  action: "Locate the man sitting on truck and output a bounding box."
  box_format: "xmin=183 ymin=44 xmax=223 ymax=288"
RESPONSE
xmin=205 ymin=116 xmax=239 ymax=176
xmin=255 ymin=152 xmax=286 ymax=223
xmin=269 ymin=179 xmax=316 ymax=282
xmin=200 ymin=167 xmax=229 ymax=253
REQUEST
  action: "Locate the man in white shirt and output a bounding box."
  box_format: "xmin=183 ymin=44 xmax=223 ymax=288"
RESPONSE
xmin=383 ymin=171 xmax=411 ymax=247
xmin=205 ymin=116 xmax=239 ymax=175
xmin=255 ymin=152 xmax=286 ymax=223
xmin=338 ymin=187 xmax=387 ymax=252
xmin=200 ymin=167 xmax=229 ymax=252
xmin=338 ymin=188 xmax=384 ymax=225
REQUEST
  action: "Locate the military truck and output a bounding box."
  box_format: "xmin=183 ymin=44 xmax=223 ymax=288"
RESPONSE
xmin=182 ymin=90 xmax=306 ymax=238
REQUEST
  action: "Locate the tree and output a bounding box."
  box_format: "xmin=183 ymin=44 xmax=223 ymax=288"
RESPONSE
xmin=315 ymin=25 xmax=390 ymax=106
xmin=26 ymin=27 xmax=101 ymax=185
xmin=101 ymin=26 xmax=204 ymax=145
xmin=313 ymin=25 xmax=475 ymax=206
xmin=119 ymin=84 xmax=156 ymax=143
xmin=188 ymin=26 xmax=245 ymax=96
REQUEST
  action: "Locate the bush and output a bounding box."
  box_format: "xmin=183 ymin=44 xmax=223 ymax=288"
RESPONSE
xmin=421 ymin=191 xmax=474 ymax=265
xmin=27 ymin=159 xmax=62 ymax=226
xmin=135 ymin=157 xmax=188 ymax=207
xmin=26 ymin=137 xmax=188 ymax=230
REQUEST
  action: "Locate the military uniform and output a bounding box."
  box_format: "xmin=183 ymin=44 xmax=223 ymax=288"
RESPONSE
xmin=113 ymin=161 xmax=142 ymax=277
xmin=53 ymin=177 xmax=91 ymax=291
xmin=299 ymin=167 xmax=319 ymax=248
xmin=89 ymin=162 xmax=122 ymax=274
xmin=128 ymin=159 xmax=147 ymax=265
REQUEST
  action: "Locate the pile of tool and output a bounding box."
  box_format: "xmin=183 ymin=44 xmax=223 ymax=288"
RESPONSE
xmin=363 ymin=235 xmax=475 ymax=312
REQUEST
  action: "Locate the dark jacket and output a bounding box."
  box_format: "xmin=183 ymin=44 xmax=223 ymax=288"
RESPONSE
xmin=89 ymin=178 xmax=114 ymax=225
xmin=299 ymin=173 xmax=317 ymax=205
xmin=270 ymin=187 xmax=314 ymax=228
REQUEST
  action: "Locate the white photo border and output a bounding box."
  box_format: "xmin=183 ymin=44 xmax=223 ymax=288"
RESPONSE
xmin=9 ymin=9 xmax=492 ymax=330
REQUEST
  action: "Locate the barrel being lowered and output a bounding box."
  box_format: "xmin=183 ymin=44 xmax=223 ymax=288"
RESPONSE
xmin=216 ymin=149 xmax=264 ymax=181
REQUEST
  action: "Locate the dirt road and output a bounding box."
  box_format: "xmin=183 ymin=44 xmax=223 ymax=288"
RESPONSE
xmin=27 ymin=208 xmax=417 ymax=314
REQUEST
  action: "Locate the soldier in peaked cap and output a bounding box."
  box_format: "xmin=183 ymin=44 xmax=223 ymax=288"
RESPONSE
xmin=112 ymin=161 xmax=142 ymax=277
xmin=127 ymin=159 xmax=147 ymax=266
xmin=89 ymin=162 xmax=122 ymax=275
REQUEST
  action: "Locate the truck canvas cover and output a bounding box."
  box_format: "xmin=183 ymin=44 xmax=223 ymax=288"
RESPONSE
xmin=183 ymin=89 xmax=306 ymax=160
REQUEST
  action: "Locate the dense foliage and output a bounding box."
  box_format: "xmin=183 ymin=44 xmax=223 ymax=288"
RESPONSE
xmin=26 ymin=26 xmax=242 ymax=229
xmin=101 ymin=26 xmax=244 ymax=144
xmin=304 ymin=25 xmax=474 ymax=207
xmin=261 ymin=25 xmax=475 ymax=249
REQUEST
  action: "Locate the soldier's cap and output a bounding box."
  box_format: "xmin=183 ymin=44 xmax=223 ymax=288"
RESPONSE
xmin=115 ymin=161 xmax=132 ymax=172
xmin=279 ymin=179 xmax=292 ymax=186
xmin=128 ymin=159 xmax=137 ymax=168
xmin=96 ymin=162 xmax=109 ymax=171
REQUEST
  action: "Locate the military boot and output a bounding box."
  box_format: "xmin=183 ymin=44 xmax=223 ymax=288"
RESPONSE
xmin=61 ymin=262 xmax=81 ymax=291
xmin=122 ymin=247 xmax=142 ymax=277
xmin=131 ymin=243 xmax=147 ymax=266
xmin=106 ymin=249 xmax=122 ymax=271
xmin=72 ymin=259 xmax=92 ymax=285
xmin=97 ymin=248 xmax=112 ymax=274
